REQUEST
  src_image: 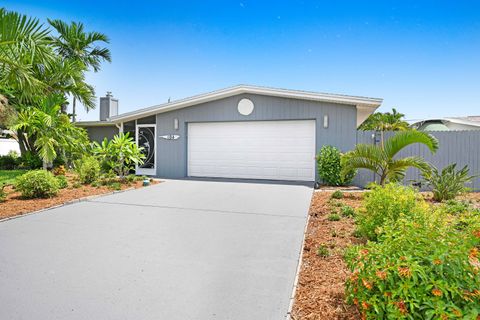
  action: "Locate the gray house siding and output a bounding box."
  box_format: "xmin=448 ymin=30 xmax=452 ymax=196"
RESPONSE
xmin=85 ymin=126 xmax=119 ymax=143
xmin=154 ymin=93 xmax=357 ymax=180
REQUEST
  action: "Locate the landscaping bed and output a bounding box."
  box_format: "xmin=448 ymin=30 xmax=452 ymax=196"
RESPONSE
xmin=291 ymin=188 xmax=480 ymax=320
xmin=0 ymin=173 xmax=159 ymax=220
xmin=291 ymin=191 xmax=364 ymax=320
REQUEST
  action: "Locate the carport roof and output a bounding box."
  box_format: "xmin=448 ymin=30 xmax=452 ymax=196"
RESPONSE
xmin=109 ymin=84 xmax=383 ymax=126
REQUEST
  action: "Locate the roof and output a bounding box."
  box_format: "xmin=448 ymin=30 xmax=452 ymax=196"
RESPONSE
xmin=108 ymin=84 xmax=383 ymax=125
xmin=76 ymin=120 xmax=116 ymax=127
xmin=411 ymin=116 xmax=480 ymax=130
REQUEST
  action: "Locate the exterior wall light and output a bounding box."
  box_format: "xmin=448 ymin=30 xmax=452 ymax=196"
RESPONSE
xmin=174 ymin=118 xmax=179 ymax=130
xmin=323 ymin=115 xmax=329 ymax=128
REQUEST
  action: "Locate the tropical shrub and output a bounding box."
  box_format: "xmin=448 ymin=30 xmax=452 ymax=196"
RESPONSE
xmin=93 ymin=133 xmax=145 ymax=178
xmin=55 ymin=175 xmax=68 ymax=189
xmin=15 ymin=170 xmax=59 ymax=198
xmin=422 ymin=163 xmax=474 ymax=202
xmin=75 ymin=156 xmax=100 ymax=184
xmin=356 ymin=183 xmax=425 ymax=241
xmin=12 ymin=94 xmax=90 ymax=168
xmin=342 ymin=131 xmax=438 ymax=185
xmin=317 ymin=145 xmax=355 ymax=186
xmin=345 ymin=209 xmax=480 ymax=319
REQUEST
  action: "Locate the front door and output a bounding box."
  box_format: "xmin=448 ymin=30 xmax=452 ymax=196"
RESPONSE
xmin=136 ymin=124 xmax=156 ymax=176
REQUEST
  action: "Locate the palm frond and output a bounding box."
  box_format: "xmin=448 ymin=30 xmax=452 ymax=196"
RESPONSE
xmin=383 ymin=130 xmax=438 ymax=158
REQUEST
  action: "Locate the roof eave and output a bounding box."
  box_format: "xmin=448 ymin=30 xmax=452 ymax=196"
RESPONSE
xmin=109 ymin=85 xmax=382 ymax=123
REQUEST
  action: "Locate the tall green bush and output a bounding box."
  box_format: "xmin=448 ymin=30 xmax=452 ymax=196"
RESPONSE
xmin=317 ymin=145 xmax=355 ymax=186
xmin=15 ymin=170 xmax=59 ymax=198
xmin=75 ymin=156 xmax=100 ymax=184
xmin=356 ymin=183 xmax=425 ymax=241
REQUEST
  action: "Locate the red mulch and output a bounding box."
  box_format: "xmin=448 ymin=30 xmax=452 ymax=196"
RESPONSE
xmin=291 ymin=191 xmax=365 ymax=320
xmin=0 ymin=175 xmax=159 ymax=220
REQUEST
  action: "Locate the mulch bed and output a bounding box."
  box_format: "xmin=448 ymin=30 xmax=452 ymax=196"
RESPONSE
xmin=0 ymin=176 xmax=159 ymax=220
xmin=291 ymin=191 xmax=365 ymax=320
xmin=291 ymin=189 xmax=480 ymax=319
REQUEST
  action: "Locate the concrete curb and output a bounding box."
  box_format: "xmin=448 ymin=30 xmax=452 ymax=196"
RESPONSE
xmin=0 ymin=186 xmax=137 ymax=224
xmin=286 ymin=191 xmax=313 ymax=320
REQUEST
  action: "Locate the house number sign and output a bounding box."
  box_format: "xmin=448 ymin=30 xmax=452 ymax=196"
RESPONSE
xmin=160 ymin=134 xmax=180 ymax=140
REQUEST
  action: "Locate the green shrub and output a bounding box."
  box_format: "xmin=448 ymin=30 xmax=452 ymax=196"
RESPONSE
xmin=125 ymin=174 xmax=137 ymax=183
xmin=422 ymin=163 xmax=474 ymax=202
xmin=72 ymin=181 xmax=81 ymax=188
xmin=15 ymin=170 xmax=59 ymax=198
xmin=108 ymin=182 xmax=122 ymax=190
xmin=345 ymin=209 xmax=480 ymax=319
xmin=75 ymin=156 xmax=100 ymax=184
xmin=93 ymin=133 xmax=145 ymax=178
xmin=328 ymin=213 xmax=341 ymax=221
xmin=55 ymin=175 xmax=68 ymax=189
xmin=331 ymin=190 xmax=344 ymax=199
xmin=317 ymin=145 xmax=356 ymax=186
xmin=0 ymin=184 xmax=6 ymax=202
xmin=17 ymin=151 xmax=42 ymax=169
xmin=316 ymin=244 xmax=330 ymax=257
xmin=0 ymin=152 xmax=19 ymax=170
xmin=97 ymin=171 xmax=118 ymax=186
xmin=442 ymin=199 xmax=471 ymax=215
xmin=357 ymin=183 xmax=425 ymax=241
xmin=341 ymin=205 xmax=356 ymax=217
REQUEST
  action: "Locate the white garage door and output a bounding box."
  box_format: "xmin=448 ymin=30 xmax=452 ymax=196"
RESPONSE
xmin=188 ymin=120 xmax=316 ymax=181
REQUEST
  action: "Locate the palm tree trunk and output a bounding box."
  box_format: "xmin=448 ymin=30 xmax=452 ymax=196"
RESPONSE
xmin=72 ymin=97 xmax=76 ymax=122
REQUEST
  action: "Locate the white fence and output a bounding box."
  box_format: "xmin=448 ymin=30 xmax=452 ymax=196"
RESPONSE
xmin=354 ymin=131 xmax=480 ymax=191
xmin=0 ymin=139 xmax=20 ymax=156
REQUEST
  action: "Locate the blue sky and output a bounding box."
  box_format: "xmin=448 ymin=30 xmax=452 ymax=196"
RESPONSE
xmin=4 ymin=1 xmax=480 ymax=121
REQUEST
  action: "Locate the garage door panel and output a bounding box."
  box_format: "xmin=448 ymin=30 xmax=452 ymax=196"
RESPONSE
xmin=188 ymin=120 xmax=315 ymax=181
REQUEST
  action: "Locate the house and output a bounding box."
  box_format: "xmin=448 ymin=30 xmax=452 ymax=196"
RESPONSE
xmin=77 ymin=85 xmax=382 ymax=181
xmin=410 ymin=116 xmax=480 ymax=131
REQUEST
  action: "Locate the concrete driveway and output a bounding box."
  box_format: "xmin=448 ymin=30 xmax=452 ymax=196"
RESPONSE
xmin=0 ymin=179 xmax=312 ymax=320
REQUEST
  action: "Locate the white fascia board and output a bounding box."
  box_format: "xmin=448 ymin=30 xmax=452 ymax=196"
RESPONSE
xmin=109 ymin=85 xmax=382 ymax=123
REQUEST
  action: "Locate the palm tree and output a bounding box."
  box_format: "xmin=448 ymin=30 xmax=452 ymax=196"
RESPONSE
xmin=12 ymin=94 xmax=89 ymax=168
xmin=0 ymin=8 xmax=54 ymax=100
xmin=359 ymin=108 xmax=410 ymax=147
xmin=48 ymin=19 xmax=111 ymax=121
xmin=342 ymin=130 xmax=439 ymax=186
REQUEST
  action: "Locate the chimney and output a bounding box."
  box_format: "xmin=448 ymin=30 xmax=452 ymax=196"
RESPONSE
xmin=99 ymin=92 xmax=119 ymax=121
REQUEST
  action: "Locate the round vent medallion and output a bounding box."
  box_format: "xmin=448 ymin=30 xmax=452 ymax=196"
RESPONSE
xmin=237 ymin=98 xmax=254 ymax=116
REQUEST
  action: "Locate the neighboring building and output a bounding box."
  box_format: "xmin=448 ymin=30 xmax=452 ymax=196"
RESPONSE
xmin=78 ymin=85 xmax=382 ymax=181
xmin=411 ymin=116 xmax=480 ymax=131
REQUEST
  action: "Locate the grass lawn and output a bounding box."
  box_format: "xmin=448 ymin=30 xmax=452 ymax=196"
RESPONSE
xmin=0 ymin=170 xmax=27 ymax=185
